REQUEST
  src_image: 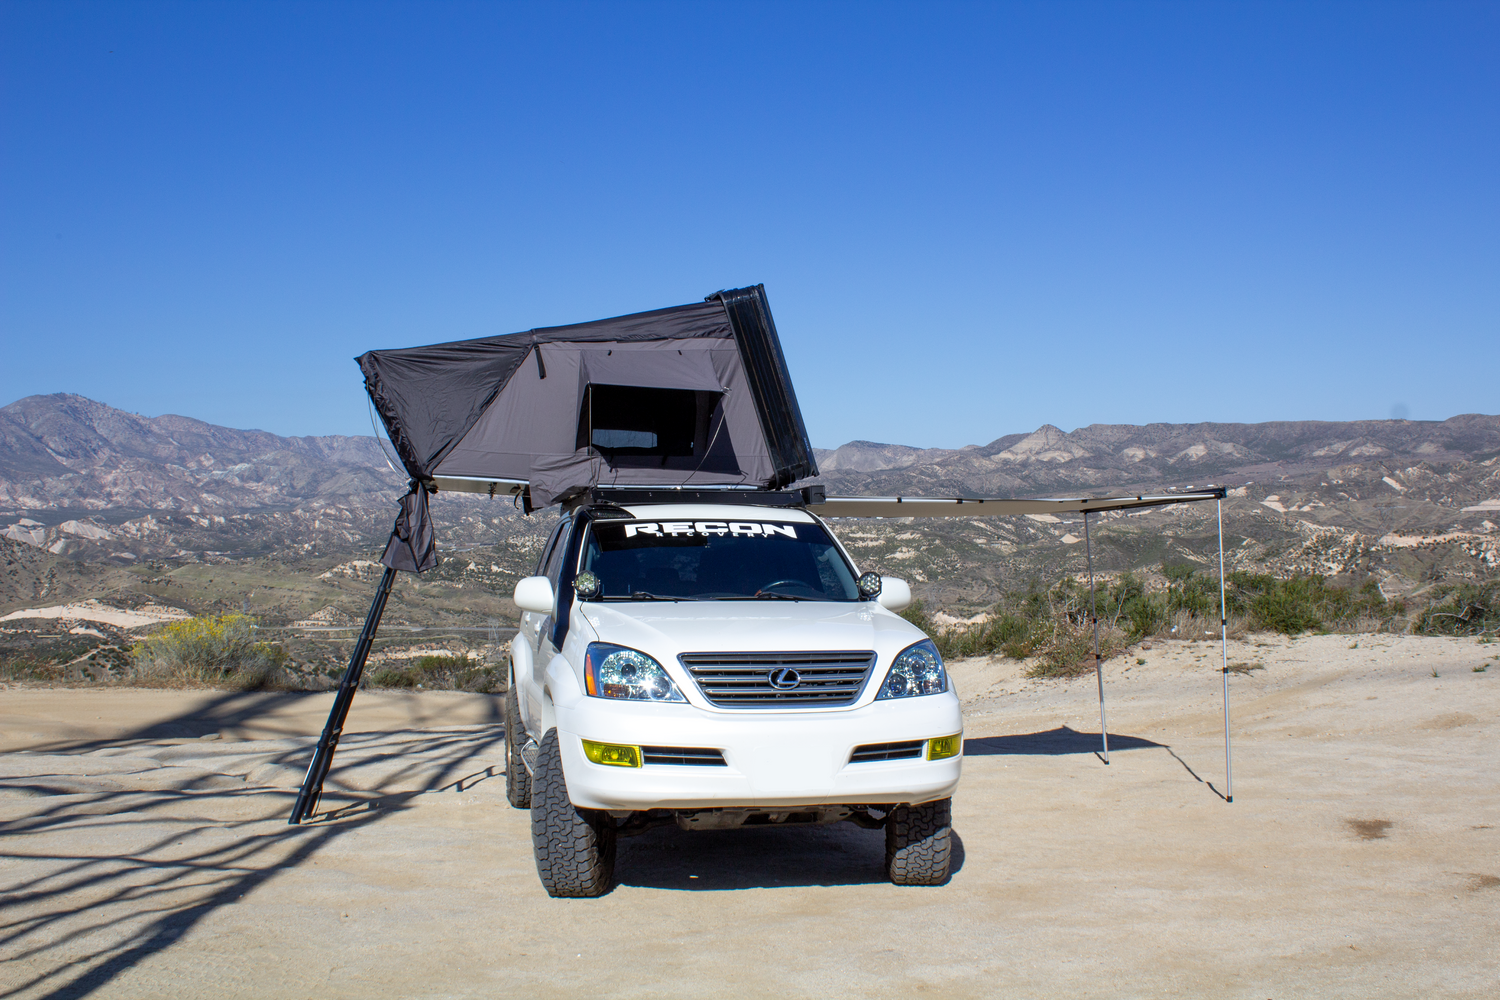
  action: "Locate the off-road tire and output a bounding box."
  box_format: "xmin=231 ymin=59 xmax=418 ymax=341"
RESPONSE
xmin=530 ymin=729 xmax=616 ymax=897
xmin=504 ymin=684 xmax=531 ymax=809
xmin=885 ymin=798 xmax=952 ymax=885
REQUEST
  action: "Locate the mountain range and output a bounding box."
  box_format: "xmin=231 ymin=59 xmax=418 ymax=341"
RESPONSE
xmin=0 ymin=393 xmax=399 ymax=513
xmin=2 ymin=393 xmax=1497 ymax=636
xmin=812 ymin=415 xmax=1500 ymax=495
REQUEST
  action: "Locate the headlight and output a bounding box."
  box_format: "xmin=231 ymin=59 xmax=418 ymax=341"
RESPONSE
xmin=876 ymin=639 xmax=948 ymax=699
xmin=584 ymin=643 xmax=685 ymax=702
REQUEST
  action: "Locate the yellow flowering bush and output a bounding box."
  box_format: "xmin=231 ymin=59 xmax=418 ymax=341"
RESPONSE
xmin=131 ymin=614 xmax=286 ymax=688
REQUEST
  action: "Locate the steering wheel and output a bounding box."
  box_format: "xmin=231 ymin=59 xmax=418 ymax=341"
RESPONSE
xmin=757 ymin=579 xmax=812 ymax=594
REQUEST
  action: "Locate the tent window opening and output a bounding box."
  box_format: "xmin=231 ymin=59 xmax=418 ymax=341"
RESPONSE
xmin=577 ymin=384 xmax=720 ymax=463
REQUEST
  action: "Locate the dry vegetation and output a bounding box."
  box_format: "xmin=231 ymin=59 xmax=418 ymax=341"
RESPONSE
xmin=128 ymin=614 xmax=288 ymax=689
xmin=901 ymin=569 xmax=1500 ymax=678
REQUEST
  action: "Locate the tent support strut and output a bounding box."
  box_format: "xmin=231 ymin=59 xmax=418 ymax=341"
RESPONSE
xmin=1217 ymin=497 xmax=1233 ymax=803
xmin=1084 ymin=511 xmax=1109 ymax=764
xmin=289 ymin=565 xmax=398 ymax=824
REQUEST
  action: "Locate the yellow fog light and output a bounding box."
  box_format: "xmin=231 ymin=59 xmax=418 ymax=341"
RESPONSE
xmin=581 ymin=740 xmax=641 ymax=768
xmin=926 ymin=734 xmax=962 ymax=760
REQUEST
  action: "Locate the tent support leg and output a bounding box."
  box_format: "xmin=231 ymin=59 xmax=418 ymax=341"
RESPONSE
xmin=1216 ymin=498 xmax=1233 ymax=803
xmin=1084 ymin=511 xmax=1108 ymax=764
xmin=289 ymin=565 xmax=398 ymax=825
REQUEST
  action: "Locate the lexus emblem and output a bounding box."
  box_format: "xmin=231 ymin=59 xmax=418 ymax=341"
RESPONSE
xmin=768 ymin=667 xmax=802 ymax=690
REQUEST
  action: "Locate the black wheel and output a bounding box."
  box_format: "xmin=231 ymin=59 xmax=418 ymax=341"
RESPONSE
xmin=885 ymin=798 xmax=952 ymax=886
xmin=504 ymin=683 xmax=531 ymax=809
xmin=530 ymin=729 xmax=616 ymax=897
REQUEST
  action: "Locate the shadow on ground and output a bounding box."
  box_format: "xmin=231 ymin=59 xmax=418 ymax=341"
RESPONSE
xmin=18 ymin=689 xmax=504 ymax=755
xmin=0 ymin=706 xmax=504 ymax=1000
xmin=964 ymin=725 xmax=1164 ymax=756
xmin=964 ymin=727 xmax=1229 ymax=800
xmin=615 ymin=825 xmax=966 ymax=891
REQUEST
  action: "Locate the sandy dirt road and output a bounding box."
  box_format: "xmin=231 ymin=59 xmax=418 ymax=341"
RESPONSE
xmin=2 ymin=634 xmax=1497 ymax=998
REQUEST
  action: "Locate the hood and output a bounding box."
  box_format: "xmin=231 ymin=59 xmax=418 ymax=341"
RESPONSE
xmin=572 ymin=601 xmax=925 ymax=662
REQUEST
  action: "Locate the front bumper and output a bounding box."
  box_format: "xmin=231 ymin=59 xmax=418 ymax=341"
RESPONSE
xmin=556 ymin=695 xmax=963 ymax=811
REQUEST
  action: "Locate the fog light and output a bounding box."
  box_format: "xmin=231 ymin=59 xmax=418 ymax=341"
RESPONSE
xmin=581 ymin=740 xmax=641 ymax=767
xmin=926 ymin=734 xmax=961 ymax=760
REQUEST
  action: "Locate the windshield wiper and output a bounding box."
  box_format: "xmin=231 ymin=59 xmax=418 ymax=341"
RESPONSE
xmin=753 ymin=592 xmax=807 ymax=601
xmin=625 ymin=591 xmax=682 ymax=602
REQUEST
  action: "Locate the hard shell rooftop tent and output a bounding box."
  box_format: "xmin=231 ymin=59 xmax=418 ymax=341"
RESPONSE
xmin=360 ymin=285 xmax=817 ymax=512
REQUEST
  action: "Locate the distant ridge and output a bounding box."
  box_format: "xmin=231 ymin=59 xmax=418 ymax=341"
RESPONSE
xmin=0 ymin=393 xmax=400 ymax=513
xmin=813 ymin=414 xmax=1500 ymax=495
xmin=0 ymin=394 xmax=1494 ymax=616
xmin=5 ymin=394 xmax=1496 ymax=514
xmin=2 ymin=393 xmax=1497 ymax=569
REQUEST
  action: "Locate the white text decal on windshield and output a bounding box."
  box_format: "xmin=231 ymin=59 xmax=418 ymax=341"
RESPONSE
xmin=623 ymin=522 xmax=798 ymax=539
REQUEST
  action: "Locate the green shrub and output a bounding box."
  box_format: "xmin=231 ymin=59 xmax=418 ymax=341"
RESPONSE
xmin=901 ymin=588 xmax=1121 ymax=678
xmin=1030 ymin=621 xmax=1123 ymax=679
xmin=1414 ymin=581 xmax=1498 ymax=637
xmin=896 ymin=568 xmax=1494 ymax=679
xmin=131 ymin=614 xmax=286 ymax=688
xmin=1227 ymin=572 xmax=1397 ymax=636
xmin=366 ymin=653 xmax=504 ymax=692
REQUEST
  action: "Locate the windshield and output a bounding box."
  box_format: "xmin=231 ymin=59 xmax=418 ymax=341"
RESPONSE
xmin=580 ymin=517 xmax=860 ymax=602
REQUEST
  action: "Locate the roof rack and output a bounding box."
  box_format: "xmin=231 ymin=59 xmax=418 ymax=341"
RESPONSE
xmin=573 ymin=484 xmax=827 ymax=510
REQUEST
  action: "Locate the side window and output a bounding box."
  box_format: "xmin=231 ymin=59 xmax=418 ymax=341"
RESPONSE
xmin=542 ymin=517 xmax=573 ymax=589
xmin=535 ymin=521 xmax=566 ymax=578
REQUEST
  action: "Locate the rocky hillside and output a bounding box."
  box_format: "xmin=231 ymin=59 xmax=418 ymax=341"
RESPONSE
xmin=812 ymin=415 xmax=1500 ymax=498
xmin=806 ymin=418 xmax=1499 ymax=615
xmin=0 ymin=393 xmax=400 ymax=512
xmin=1 ymin=394 xmax=1496 ymax=640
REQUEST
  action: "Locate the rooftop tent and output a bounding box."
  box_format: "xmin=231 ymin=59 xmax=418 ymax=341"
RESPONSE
xmin=358 ymin=285 xmax=818 ymax=511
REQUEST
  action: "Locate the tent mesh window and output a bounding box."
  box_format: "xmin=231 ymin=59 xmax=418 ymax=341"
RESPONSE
xmin=576 ymin=384 xmax=724 ymax=466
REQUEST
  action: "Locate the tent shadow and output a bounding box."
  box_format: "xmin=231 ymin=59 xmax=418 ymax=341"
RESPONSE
xmin=20 ymin=689 xmax=505 ymax=755
xmin=964 ymin=725 xmax=1164 ymax=756
xmin=0 ymin=720 xmax=504 ymax=1000
xmin=614 ymin=824 xmax=965 ymax=891
xmin=0 ymin=785 xmax=386 ymax=999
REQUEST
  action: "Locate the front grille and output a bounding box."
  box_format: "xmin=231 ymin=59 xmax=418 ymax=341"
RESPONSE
xmin=640 ymin=746 xmax=727 ymax=766
xmin=849 ymin=739 xmax=925 ymax=763
xmin=679 ymin=650 xmax=877 ymax=708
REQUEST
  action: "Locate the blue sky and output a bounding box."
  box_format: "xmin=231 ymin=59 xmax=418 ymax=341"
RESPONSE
xmin=2 ymin=1 xmax=1495 ymax=449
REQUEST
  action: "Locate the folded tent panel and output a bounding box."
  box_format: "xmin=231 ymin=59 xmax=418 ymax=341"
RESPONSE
xmin=357 ymin=285 xmax=819 ymax=508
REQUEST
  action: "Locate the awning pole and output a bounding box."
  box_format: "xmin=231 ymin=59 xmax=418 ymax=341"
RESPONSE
xmin=1216 ymin=497 xmax=1233 ymax=803
xmin=1084 ymin=510 xmax=1109 ymax=764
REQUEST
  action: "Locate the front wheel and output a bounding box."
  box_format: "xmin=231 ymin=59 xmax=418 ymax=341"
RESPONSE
xmin=530 ymin=729 xmax=616 ymax=897
xmin=885 ymin=798 xmax=952 ymax=885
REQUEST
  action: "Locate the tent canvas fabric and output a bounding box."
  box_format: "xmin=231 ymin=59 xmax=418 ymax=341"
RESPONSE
xmin=358 ymin=285 xmax=818 ymax=515
xmin=379 ymin=486 xmax=437 ymax=574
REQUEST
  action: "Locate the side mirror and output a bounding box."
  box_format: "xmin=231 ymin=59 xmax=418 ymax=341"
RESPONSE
xmin=876 ymin=577 xmax=912 ymax=612
xmin=514 ymin=576 xmax=555 ymax=614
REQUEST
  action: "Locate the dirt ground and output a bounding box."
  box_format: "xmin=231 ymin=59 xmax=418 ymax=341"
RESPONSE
xmin=2 ymin=633 xmax=1497 ymax=999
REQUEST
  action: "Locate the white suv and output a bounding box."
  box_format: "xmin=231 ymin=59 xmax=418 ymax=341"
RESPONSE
xmin=507 ymin=494 xmax=962 ymax=896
